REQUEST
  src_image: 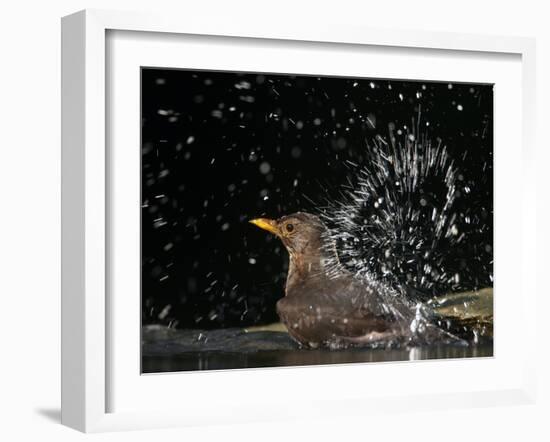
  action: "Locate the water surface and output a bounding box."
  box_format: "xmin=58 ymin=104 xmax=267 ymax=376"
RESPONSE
xmin=142 ymin=325 xmax=492 ymax=373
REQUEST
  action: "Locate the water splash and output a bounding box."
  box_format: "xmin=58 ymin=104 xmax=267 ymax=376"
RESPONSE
xmin=319 ymin=121 xmax=483 ymax=302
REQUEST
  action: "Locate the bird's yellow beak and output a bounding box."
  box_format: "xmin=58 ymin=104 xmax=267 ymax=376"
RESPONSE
xmin=249 ymin=218 xmax=280 ymax=236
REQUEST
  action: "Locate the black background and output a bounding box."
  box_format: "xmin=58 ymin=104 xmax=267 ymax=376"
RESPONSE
xmin=141 ymin=68 xmax=493 ymax=329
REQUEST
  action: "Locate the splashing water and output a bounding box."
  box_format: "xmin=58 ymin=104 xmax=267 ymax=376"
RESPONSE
xmin=319 ymin=122 xmax=486 ymax=304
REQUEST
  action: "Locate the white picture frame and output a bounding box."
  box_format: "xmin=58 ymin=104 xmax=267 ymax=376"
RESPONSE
xmin=61 ymin=9 xmax=537 ymax=433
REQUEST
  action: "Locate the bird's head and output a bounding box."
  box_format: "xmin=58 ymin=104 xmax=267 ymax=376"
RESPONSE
xmin=249 ymin=212 xmax=328 ymax=261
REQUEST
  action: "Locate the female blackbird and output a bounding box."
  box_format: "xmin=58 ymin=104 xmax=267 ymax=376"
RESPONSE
xmin=250 ymin=212 xmax=458 ymax=349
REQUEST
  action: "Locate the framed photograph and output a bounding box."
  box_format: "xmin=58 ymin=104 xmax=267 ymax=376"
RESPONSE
xmin=61 ymin=9 xmax=537 ymax=432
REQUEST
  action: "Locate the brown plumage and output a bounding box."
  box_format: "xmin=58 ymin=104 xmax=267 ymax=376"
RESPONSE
xmin=249 ymin=212 xmax=436 ymax=349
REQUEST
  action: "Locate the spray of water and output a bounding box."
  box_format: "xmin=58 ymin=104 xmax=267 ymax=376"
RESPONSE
xmin=318 ymin=118 xmax=474 ymax=305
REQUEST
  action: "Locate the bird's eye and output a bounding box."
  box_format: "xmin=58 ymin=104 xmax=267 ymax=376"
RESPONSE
xmin=286 ymin=223 xmax=294 ymax=233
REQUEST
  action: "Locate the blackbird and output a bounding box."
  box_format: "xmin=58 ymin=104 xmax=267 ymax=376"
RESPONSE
xmin=250 ymin=212 xmax=458 ymax=349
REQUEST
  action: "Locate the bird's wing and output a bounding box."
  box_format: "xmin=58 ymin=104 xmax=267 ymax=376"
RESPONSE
xmin=305 ymin=276 xmax=412 ymax=333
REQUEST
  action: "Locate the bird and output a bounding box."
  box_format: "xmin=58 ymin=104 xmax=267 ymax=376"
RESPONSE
xmin=250 ymin=212 xmax=460 ymax=349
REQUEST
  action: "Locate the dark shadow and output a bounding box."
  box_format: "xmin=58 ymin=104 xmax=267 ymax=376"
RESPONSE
xmin=35 ymin=408 xmax=61 ymax=423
